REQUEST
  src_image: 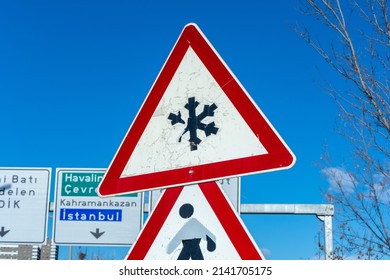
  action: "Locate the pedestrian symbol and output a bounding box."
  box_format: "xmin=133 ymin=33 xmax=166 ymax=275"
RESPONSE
xmin=126 ymin=182 xmax=264 ymax=260
xmin=167 ymin=203 xmax=216 ymax=260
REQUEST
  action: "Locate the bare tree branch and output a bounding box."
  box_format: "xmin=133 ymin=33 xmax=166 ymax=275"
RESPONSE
xmin=296 ymin=0 xmax=390 ymax=259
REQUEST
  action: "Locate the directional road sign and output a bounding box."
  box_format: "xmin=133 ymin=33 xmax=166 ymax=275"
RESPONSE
xmin=0 ymin=168 xmax=51 ymax=244
xmin=53 ymin=168 xmax=143 ymax=246
xmin=98 ymin=23 xmax=295 ymax=196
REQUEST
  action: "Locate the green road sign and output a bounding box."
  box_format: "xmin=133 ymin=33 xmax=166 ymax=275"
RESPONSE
xmin=53 ymin=168 xmax=143 ymax=246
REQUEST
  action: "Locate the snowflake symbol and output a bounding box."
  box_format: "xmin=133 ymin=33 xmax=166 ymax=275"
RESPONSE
xmin=168 ymin=97 xmax=219 ymax=151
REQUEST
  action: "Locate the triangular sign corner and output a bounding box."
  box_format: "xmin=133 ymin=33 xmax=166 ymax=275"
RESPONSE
xmin=98 ymin=23 xmax=295 ymax=196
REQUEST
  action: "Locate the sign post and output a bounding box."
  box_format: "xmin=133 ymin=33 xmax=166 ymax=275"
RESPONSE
xmin=53 ymin=168 xmax=143 ymax=246
xmin=0 ymin=167 xmax=51 ymax=244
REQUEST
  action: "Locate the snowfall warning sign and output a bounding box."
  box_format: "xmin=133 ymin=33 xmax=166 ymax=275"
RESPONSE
xmin=98 ymin=23 xmax=295 ymax=196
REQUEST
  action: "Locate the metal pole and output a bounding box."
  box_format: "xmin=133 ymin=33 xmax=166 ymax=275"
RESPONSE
xmin=241 ymin=204 xmax=334 ymax=260
xmin=240 ymin=204 xmax=334 ymax=216
xmin=317 ymin=215 xmax=333 ymax=260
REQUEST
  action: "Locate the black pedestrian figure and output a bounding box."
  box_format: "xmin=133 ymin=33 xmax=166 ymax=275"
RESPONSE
xmin=167 ymin=203 xmax=216 ymax=260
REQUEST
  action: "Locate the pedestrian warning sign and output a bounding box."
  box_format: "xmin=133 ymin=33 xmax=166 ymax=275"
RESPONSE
xmin=126 ymin=181 xmax=264 ymax=260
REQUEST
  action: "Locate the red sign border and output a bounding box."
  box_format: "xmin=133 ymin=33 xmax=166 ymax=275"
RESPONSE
xmin=126 ymin=181 xmax=264 ymax=260
xmin=98 ymin=23 xmax=295 ymax=196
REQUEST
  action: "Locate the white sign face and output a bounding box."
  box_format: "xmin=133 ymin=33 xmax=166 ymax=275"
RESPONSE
xmin=0 ymin=168 xmax=51 ymax=244
xmin=53 ymin=169 xmax=143 ymax=246
xmin=129 ymin=182 xmax=262 ymax=260
xmin=98 ymin=23 xmax=295 ymax=197
xmin=122 ymin=47 xmax=268 ymax=177
xmin=149 ymin=177 xmax=240 ymax=212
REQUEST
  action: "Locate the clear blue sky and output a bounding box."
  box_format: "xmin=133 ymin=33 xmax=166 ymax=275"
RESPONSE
xmin=0 ymin=0 xmax=351 ymax=260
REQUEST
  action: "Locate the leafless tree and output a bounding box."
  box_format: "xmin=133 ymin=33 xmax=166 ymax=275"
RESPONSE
xmin=295 ymin=0 xmax=390 ymax=259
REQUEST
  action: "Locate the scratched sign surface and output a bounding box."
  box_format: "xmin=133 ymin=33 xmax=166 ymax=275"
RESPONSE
xmin=122 ymin=47 xmax=267 ymax=177
xmin=98 ymin=23 xmax=295 ymax=196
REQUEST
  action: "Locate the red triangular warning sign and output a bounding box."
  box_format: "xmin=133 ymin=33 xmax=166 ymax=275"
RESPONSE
xmin=127 ymin=181 xmax=264 ymax=260
xmin=98 ymin=23 xmax=295 ymax=196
